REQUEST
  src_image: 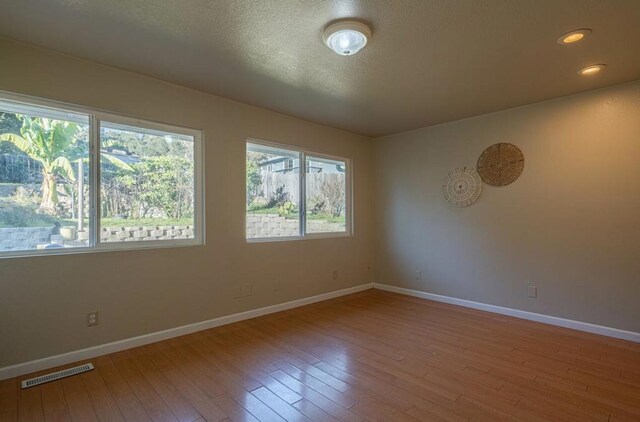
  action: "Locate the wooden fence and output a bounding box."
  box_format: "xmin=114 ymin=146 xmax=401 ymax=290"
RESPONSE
xmin=260 ymin=171 xmax=345 ymax=210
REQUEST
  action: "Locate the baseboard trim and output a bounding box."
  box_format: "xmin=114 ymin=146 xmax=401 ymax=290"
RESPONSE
xmin=0 ymin=283 xmax=374 ymax=381
xmin=373 ymin=283 xmax=640 ymax=343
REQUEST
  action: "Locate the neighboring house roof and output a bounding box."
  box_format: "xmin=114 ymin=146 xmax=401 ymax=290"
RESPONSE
xmin=261 ymin=157 xmax=290 ymax=166
xmin=260 ymin=156 xmax=345 ymax=174
xmin=101 ymin=148 xmax=140 ymax=165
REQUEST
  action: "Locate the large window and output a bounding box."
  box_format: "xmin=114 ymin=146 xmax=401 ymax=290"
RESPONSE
xmin=0 ymin=93 xmax=203 ymax=257
xmin=246 ymin=140 xmax=350 ymax=240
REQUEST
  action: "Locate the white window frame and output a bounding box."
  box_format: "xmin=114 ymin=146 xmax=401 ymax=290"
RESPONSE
xmin=0 ymin=91 xmax=205 ymax=259
xmin=246 ymin=138 xmax=353 ymax=242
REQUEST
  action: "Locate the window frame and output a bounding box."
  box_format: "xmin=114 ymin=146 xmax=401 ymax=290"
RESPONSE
xmin=0 ymin=90 xmax=205 ymax=259
xmin=246 ymin=138 xmax=352 ymax=243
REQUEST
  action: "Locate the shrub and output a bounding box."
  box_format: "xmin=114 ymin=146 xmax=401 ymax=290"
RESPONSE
xmin=278 ymin=200 xmax=297 ymax=217
xmin=246 ymin=158 xmax=262 ymax=205
xmin=105 ymin=156 xmax=194 ymax=220
xmin=268 ymin=185 xmax=289 ymax=208
xmin=309 ymin=197 xmax=326 ymax=215
xmin=320 ymin=176 xmax=346 ymax=217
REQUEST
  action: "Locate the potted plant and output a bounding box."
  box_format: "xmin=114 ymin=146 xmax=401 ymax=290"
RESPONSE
xmin=60 ymin=226 xmax=77 ymax=241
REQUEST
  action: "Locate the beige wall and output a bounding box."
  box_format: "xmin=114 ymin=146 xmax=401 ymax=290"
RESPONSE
xmin=0 ymin=38 xmax=375 ymax=367
xmin=1 ymin=36 xmax=638 ymax=370
xmin=373 ymin=81 xmax=640 ymax=332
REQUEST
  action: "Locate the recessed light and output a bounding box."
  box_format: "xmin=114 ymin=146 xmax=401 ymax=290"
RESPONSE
xmin=577 ymin=64 xmax=606 ymax=75
xmin=557 ymin=28 xmax=591 ymax=45
xmin=323 ymin=20 xmax=372 ymax=56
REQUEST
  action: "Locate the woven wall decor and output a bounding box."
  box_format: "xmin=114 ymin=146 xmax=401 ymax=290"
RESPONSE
xmin=477 ymin=143 xmax=524 ymax=186
xmin=442 ymin=167 xmax=482 ymax=207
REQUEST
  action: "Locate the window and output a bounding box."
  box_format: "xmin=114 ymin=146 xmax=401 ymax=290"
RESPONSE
xmin=305 ymin=156 xmax=347 ymax=234
xmin=99 ymin=122 xmax=197 ymax=244
xmin=246 ymin=140 xmax=351 ymax=240
xmin=0 ymin=92 xmax=203 ymax=257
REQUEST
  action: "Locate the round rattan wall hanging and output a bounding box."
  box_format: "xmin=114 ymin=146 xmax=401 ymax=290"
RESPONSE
xmin=477 ymin=143 xmax=524 ymax=186
xmin=442 ymin=167 xmax=482 ymax=207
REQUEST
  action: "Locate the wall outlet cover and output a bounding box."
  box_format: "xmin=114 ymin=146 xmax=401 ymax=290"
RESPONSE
xmin=87 ymin=311 xmax=98 ymax=327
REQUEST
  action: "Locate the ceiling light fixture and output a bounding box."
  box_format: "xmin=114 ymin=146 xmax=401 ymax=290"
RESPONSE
xmin=557 ymin=28 xmax=591 ymax=45
xmin=577 ymin=64 xmax=606 ymax=75
xmin=323 ymin=20 xmax=371 ymax=56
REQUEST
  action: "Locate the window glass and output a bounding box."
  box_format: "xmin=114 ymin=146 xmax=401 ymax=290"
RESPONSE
xmin=246 ymin=142 xmax=300 ymax=239
xmin=305 ymin=156 xmax=347 ymax=233
xmin=99 ymin=122 xmax=195 ymax=243
xmin=0 ymin=101 xmax=90 ymax=252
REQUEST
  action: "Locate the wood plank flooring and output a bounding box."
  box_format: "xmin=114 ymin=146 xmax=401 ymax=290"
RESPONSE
xmin=2 ymin=289 xmax=639 ymax=421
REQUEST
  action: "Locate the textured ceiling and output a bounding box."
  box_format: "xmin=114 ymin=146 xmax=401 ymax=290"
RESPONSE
xmin=1 ymin=0 xmax=639 ymax=136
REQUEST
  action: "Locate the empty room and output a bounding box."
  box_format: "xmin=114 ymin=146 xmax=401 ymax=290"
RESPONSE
xmin=0 ymin=1 xmax=639 ymax=421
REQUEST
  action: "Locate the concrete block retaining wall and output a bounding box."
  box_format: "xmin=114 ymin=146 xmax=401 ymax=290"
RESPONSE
xmin=246 ymin=214 xmax=343 ymax=238
xmin=1 ymin=215 xmax=342 ymax=250
xmin=100 ymin=226 xmax=194 ymax=242
xmin=0 ymin=225 xmax=195 ymax=251
xmin=0 ymin=227 xmax=53 ymax=251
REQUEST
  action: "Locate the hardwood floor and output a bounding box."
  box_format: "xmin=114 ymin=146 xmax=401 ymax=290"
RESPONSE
xmin=1 ymin=289 xmax=639 ymax=421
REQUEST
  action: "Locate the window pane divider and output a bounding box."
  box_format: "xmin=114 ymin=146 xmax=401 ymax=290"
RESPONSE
xmin=89 ymin=116 xmax=99 ymax=247
xmin=300 ymin=151 xmax=307 ymax=237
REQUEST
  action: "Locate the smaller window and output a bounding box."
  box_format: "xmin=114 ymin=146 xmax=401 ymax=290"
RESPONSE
xmin=246 ymin=140 xmax=351 ymax=241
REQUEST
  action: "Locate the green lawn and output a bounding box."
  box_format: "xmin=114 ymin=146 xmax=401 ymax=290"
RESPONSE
xmin=0 ymin=198 xmax=193 ymax=228
xmin=100 ymin=217 xmax=193 ymax=227
xmin=246 ymin=205 xmax=345 ymax=224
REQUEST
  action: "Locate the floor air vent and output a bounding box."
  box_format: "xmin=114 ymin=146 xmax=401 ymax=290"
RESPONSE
xmin=21 ymin=363 xmax=94 ymax=389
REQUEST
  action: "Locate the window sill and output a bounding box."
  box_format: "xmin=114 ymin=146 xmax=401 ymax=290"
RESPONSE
xmin=0 ymin=239 xmax=204 ymax=260
xmin=246 ymin=232 xmax=352 ymax=243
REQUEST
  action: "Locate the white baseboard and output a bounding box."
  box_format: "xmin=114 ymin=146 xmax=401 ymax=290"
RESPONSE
xmin=5 ymin=282 xmax=636 ymax=381
xmin=0 ymin=283 xmax=374 ymax=381
xmin=373 ymin=283 xmax=640 ymax=343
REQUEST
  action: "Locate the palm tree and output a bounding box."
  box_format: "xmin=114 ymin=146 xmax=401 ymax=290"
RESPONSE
xmin=0 ymin=116 xmax=81 ymax=215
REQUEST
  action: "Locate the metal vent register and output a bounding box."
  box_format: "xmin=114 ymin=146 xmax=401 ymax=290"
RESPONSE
xmin=21 ymin=363 xmax=94 ymax=388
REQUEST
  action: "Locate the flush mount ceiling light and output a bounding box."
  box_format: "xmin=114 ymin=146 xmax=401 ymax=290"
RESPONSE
xmin=577 ymin=64 xmax=606 ymax=75
xmin=557 ymin=28 xmax=591 ymax=45
xmin=323 ymin=20 xmax=371 ymax=56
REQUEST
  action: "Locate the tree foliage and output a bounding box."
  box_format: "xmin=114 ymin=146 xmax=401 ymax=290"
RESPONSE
xmin=1 ymin=113 xmax=190 ymax=227
xmin=102 ymin=156 xmax=194 ymax=220
xmin=246 ymin=151 xmax=267 ymax=205
xmin=0 ymin=116 xmax=84 ymax=215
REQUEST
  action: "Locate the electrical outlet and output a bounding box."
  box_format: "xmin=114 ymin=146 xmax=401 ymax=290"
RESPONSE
xmin=415 ymin=270 xmax=422 ymax=281
xmin=87 ymin=311 xmax=98 ymax=327
xmin=528 ymin=285 xmax=537 ymax=298
xmin=332 ymin=270 xmax=338 ymax=280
